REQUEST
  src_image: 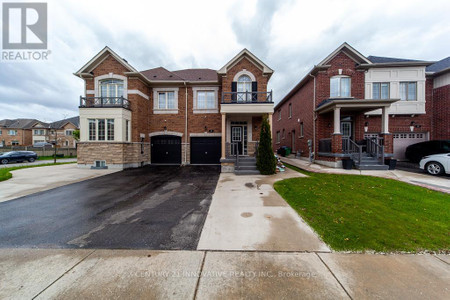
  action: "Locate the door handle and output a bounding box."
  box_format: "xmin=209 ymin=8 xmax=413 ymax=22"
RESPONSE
xmin=205 ymin=152 xmax=208 ymax=155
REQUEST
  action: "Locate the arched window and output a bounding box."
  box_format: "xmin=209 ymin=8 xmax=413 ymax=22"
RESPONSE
xmin=100 ymin=79 xmax=124 ymax=98
xmin=330 ymin=76 xmax=351 ymax=98
xmin=237 ymin=75 xmax=252 ymax=102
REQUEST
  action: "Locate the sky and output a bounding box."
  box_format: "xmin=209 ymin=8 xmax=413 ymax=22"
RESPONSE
xmin=1 ymin=0 xmax=449 ymax=122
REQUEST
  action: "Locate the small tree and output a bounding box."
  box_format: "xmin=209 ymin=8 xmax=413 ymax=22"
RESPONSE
xmin=256 ymin=115 xmax=276 ymax=175
xmin=73 ymin=130 xmax=80 ymax=141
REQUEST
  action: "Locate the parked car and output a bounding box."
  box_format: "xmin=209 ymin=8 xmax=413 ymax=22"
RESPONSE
xmin=33 ymin=142 xmax=53 ymax=148
xmin=419 ymin=153 xmax=450 ymax=175
xmin=0 ymin=151 xmax=38 ymax=164
xmin=405 ymin=140 xmax=450 ymax=162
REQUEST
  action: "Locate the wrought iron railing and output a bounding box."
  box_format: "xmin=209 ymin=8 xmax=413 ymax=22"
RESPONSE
xmin=366 ymin=137 xmax=385 ymax=164
xmin=222 ymin=91 xmax=273 ymax=104
xmin=230 ymin=142 xmax=240 ymax=169
xmin=342 ymin=137 xmax=363 ymax=164
xmin=79 ymin=96 xmax=130 ymax=109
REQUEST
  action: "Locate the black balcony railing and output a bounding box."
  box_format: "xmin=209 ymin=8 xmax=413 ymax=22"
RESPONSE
xmin=79 ymin=96 xmax=130 ymax=109
xmin=222 ymin=91 xmax=273 ymax=104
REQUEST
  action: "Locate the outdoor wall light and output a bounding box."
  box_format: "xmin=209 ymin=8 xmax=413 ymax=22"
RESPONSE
xmin=410 ymin=122 xmax=415 ymax=132
xmin=364 ymin=122 xmax=369 ymax=133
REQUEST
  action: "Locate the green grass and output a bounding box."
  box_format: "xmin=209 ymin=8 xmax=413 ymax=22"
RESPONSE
xmin=0 ymin=162 xmax=76 ymax=182
xmin=37 ymin=155 xmax=77 ymax=160
xmin=274 ymin=164 xmax=450 ymax=252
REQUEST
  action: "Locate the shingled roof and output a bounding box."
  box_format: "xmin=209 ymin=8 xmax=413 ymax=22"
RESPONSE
xmin=49 ymin=116 xmax=80 ymax=129
xmin=0 ymin=119 xmax=40 ymax=129
xmin=140 ymin=67 xmax=219 ymax=82
xmin=426 ymin=57 xmax=450 ymax=73
xmin=367 ymin=55 xmax=425 ymax=64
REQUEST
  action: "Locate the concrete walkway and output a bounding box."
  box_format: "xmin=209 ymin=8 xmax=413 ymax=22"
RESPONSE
xmin=0 ymin=158 xmax=77 ymax=168
xmin=197 ymin=168 xmax=330 ymax=252
xmin=282 ymin=157 xmax=450 ymax=193
xmin=0 ymin=164 xmax=117 ymax=202
xmin=0 ymin=248 xmax=448 ymax=299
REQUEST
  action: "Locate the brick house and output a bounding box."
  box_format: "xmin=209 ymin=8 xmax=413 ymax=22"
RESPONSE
xmin=0 ymin=119 xmax=39 ymax=146
xmin=31 ymin=117 xmax=79 ymax=147
xmin=74 ymin=47 xmax=274 ymax=172
xmin=273 ymin=43 xmax=449 ymax=169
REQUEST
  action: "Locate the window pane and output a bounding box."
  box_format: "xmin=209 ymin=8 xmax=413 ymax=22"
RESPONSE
xmin=117 ymin=84 xmax=123 ymax=97
xmin=372 ymin=83 xmax=380 ymax=99
xmin=330 ymin=77 xmax=339 ymax=97
xmin=197 ymin=92 xmax=206 ymax=109
xmin=381 ymin=83 xmax=389 ymax=99
xmin=158 ymin=92 xmax=166 ymax=109
xmin=98 ymin=119 xmax=105 ymax=141
xmin=341 ymin=78 xmax=350 ymax=97
xmin=126 ymin=120 xmax=129 ymax=142
xmin=88 ymin=119 xmax=96 ymax=141
xmin=206 ymin=92 xmax=215 ymax=108
xmin=400 ymin=83 xmax=407 ymax=100
xmin=238 ymin=75 xmax=251 ymax=82
xmin=100 ymin=85 xmax=107 ymax=97
xmin=107 ymin=119 xmax=114 ymax=141
xmin=408 ymin=82 xmax=416 ymax=100
xmin=108 ymin=85 xmax=115 ymax=98
xmin=167 ymin=92 xmax=175 ymax=109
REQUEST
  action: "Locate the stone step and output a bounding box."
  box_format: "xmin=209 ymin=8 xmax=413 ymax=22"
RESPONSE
xmin=235 ymin=169 xmax=261 ymax=175
xmin=236 ymin=165 xmax=258 ymax=171
xmin=239 ymin=161 xmax=257 ymax=166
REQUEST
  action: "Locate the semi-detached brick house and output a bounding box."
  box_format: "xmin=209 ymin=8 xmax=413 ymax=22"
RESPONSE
xmin=273 ymin=43 xmax=450 ymax=169
xmin=75 ymin=47 xmax=274 ymax=172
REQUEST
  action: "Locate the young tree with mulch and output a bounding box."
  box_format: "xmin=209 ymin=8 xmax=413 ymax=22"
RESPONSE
xmin=257 ymin=115 xmax=276 ymax=175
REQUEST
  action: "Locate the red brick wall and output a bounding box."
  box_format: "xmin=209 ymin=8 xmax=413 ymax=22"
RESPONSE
xmin=0 ymin=128 xmax=32 ymax=146
xmin=432 ymin=84 xmax=450 ymax=140
xmin=222 ymin=57 xmax=269 ymax=95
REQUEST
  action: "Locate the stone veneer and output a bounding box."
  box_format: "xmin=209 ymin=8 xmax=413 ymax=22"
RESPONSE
xmin=77 ymin=142 xmax=150 ymax=169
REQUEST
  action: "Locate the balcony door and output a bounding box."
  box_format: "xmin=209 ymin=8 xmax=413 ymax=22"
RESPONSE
xmin=237 ymin=75 xmax=252 ymax=102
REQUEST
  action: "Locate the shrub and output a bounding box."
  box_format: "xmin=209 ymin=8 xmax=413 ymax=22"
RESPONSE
xmin=257 ymin=115 xmax=276 ymax=175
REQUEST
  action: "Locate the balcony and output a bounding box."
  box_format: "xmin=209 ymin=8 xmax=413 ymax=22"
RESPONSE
xmin=222 ymin=91 xmax=273 ymax=104
xmin=79 ymin=96 xmax=130 ymax=110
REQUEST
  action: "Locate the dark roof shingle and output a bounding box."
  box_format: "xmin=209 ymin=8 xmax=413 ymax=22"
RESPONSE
xmin=426 ymin=57 xmax=450 ymax=73
xmin=367 ymin=55 xmax=425 ymax=64
xmin=140 ymin=67 xmax=218 ymax=82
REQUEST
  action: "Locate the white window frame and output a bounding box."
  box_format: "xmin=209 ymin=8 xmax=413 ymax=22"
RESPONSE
xmin=99 ymin=79 xmax=124 ymax=98
xmin=400 ymin=82 xmax=417 ymax=101
xmin=372 ymin=82 xmax=390 ymax=99
xmin=88 ymin=118 xmax=114 ymax=141
xmin=192 ymin=87 xmax=219 ymax=113
xmin=299 ymin=122 xmax=304 ymax=138
xmin=8 ymin=130 xmax=17 ymax=136
xmin=65 ymin=130 xmax=74 ymax=136
xmin=330 ymin=76 xmax=351 ymax=98
xmin=153 ymin=87 xmax=179 ymax=114
xmin=288 ymin=103 xmax=292 ymax=118
xmin=278 ymin=110 xmax=281 ymax=121
xmin=94 ymin=74 xmax=128 ymax=98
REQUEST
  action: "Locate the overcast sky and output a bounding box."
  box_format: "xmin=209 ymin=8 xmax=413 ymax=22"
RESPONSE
xmin=1 ymin=0 xmax=449 ymax=121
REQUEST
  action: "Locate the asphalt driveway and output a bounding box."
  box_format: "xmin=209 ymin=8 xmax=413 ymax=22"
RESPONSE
xmin=0 ymin=165 xmax=220 ymax=250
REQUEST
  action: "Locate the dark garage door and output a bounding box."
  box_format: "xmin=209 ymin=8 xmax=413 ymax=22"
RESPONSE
xmin=191 ymin=137 xmax=221 ymax=165
xmin=151 ymin=135 xmax=181 ymax=164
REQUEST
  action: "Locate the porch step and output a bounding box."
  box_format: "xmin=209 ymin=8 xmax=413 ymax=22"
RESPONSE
xmin=233 ymin=156 xmax=260 ymax=175
xmin=236 ymin=165 xmax=258 ymax=171
xmin=355 ymin=164 xmax=389 ymax=170
xmin=235 ymin=169 xmax=261 ymax=175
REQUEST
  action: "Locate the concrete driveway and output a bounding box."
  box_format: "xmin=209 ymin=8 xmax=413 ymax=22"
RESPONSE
xmin=0 ymin=165 xmax=220 ymax=250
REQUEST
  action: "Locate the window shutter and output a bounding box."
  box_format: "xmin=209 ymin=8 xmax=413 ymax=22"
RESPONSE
xmin=231 ymin=82 xmax=237 ymax=102
xmin=252 ymin=81 xmax=257 ymax=102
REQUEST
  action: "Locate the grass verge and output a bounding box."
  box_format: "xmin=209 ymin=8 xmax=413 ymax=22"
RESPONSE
xmin=37 ymin=156 xmax=77 ymax=160
xmin=0 ymin=162 xmax=76 ymax=182
xmin=274 ymin=164 xmax=450 ymax=252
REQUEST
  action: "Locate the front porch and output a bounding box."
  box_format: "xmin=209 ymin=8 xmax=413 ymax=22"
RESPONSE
xmin=219 ymin=91 xmax=273 ymax=174
xmin=315 ymin=98 xmax=398 ymax=169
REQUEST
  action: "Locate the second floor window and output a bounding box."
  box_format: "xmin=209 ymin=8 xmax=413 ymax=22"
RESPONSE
xmin=278 ymin=110 xmax=281 ymax=121
xmin=237 ymin=75 xmax=252 ymax=102
xmin=197 ymin=91 xmax=215 ymax=109
xmin=373 ymin=82 xmax=390 ymax=99
xmin=288 ymin=103 xmax=292 ymax=118
xmin=100 ymin=79 xmax=124 ymax=98
xmin=34 ymin=129 xmax=45 ymax=135
xmin=400 ymin=82 xmax=417 ymax=101
xmin=300 ymin=122 xmax=304 ymax=138
xmin=158 ymin=91 xmax=176 ymax=109
xmin=276 ymin=131 xmax=280 ymax=143
xmin=330 ymin=76 xmax=351 ymax=98
xmin=65 ymin=130 xmax=74 ymax=136
xmin=8 ymin=130 xmax=17 ymax=136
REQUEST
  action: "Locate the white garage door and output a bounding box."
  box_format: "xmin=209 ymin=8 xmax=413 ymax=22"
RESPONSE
xmin=393 ymin=132 xmax=428 ymax=160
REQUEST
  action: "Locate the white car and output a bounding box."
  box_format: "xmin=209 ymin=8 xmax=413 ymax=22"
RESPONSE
xmin=419 ymin=153 xmax=450 ymax=175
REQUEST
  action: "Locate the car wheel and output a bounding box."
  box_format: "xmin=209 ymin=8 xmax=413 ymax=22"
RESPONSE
xmin=1 ymin=159 xmax=8 ymax=164
xmin=28 ymin=157 xmax=35 ymax=162
xmin=425 ymin=161 xmax=445 ymax=175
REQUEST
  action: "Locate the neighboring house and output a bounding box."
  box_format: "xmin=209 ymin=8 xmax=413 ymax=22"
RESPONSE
xmin=48 ymin=116 xmax=80 ymax=147
xmin=31 ymin=121 xmax=50 ymax=145
xmin=0 ymin=119 xmax=40 ymax=146
xmin=74 ymin=47 xmax=274 ymax=171
xmin=273 ymin=43 xmax=449 ymax=169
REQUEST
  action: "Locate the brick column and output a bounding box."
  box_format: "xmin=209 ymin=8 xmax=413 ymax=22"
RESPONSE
xmin=221 ymin=113 xmax=226 ymax=159
xmin=332 ymin=134 xmax=343 ymax=154
xmin=380 ymin=133 xmax=393 ymax=154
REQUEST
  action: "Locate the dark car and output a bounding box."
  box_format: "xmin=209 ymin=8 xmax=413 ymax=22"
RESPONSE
xmin=0 ymin=151 xmax=38 ymax=164
xmin=405 ymin=140 xmax=450 ymax=163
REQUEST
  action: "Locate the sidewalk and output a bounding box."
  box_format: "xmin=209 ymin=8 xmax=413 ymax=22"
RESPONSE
xmin=0 ymin=158 xmax=77 ymax=168
xmin=282 ymin=156 xmax=450 ymax=194
xmin=1 ymin=248 xmax=448 ymax=299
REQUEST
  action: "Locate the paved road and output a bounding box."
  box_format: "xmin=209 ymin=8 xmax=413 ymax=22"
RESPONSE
xmin=0 ymin=165 xmax=220 ymax=250
xmin=0 ymin=158 xmax=77 ymax=168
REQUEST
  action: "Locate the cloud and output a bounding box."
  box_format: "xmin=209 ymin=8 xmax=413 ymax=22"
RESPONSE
xmin=0 ymin=0 xmax=449 ymax=120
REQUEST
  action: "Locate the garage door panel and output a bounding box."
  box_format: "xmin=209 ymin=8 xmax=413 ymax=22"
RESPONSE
xmin=151 ymin=135 xmax=181 ymax=164
xmin=191 ymin=137 xmax=221 ymax=165
xmin=393 ymin=132 xmax=428 ymax=160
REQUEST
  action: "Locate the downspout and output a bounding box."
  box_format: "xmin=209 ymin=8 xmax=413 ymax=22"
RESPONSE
xmin=184 ymin=81 xmax=188 ymax=165
xmin=309 ymin=73 xmax=316 ymax=162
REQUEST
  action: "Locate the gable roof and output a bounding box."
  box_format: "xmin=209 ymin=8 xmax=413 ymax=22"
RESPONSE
xmin=1 ymin=119 xmax=40 ymax=129
xmin=74 ymin=46 xmax=139 ymax=77
xmin=367 ymin=56 xmax=425 ymax=64
xmin=426 ymin=57 xmax=450 ymax=75
xmin=217 ymin=48 xmax=274 ymax=76
xmin=317 ymin=42 xmax=372 ymax=66
xmin=49 ymin=116 xmax=80 ymax=129
xmin=0 ymin=119 xmax=14 ymax=127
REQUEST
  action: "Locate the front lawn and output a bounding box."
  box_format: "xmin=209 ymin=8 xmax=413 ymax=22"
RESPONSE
xmin=274 ymin=165 xmax=450 ymax=252
xmin=0 ymin=162 xmax=76 ymax=182
xmin=37 ymin=155 xmax=77 ymax=160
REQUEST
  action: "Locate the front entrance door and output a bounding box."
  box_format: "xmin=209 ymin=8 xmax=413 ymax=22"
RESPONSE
xmin=231 ymin=126 xmax=243 ymax=155
xmin=341 ymin=121 xmax=352 ymax=139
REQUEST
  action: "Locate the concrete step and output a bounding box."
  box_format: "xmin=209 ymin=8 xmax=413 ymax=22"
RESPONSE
xmin=355 ymin=164 xmax=389 ymax=170
xmin=235 ymin=169 xmax=261 ymax=175
xmin=236 ymin=165 xmax=258 ymax=171
xmin=238 ymin=158 xmax=256 ymax=162
xmin=239 ymin=161 xmax=257 ymax=166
